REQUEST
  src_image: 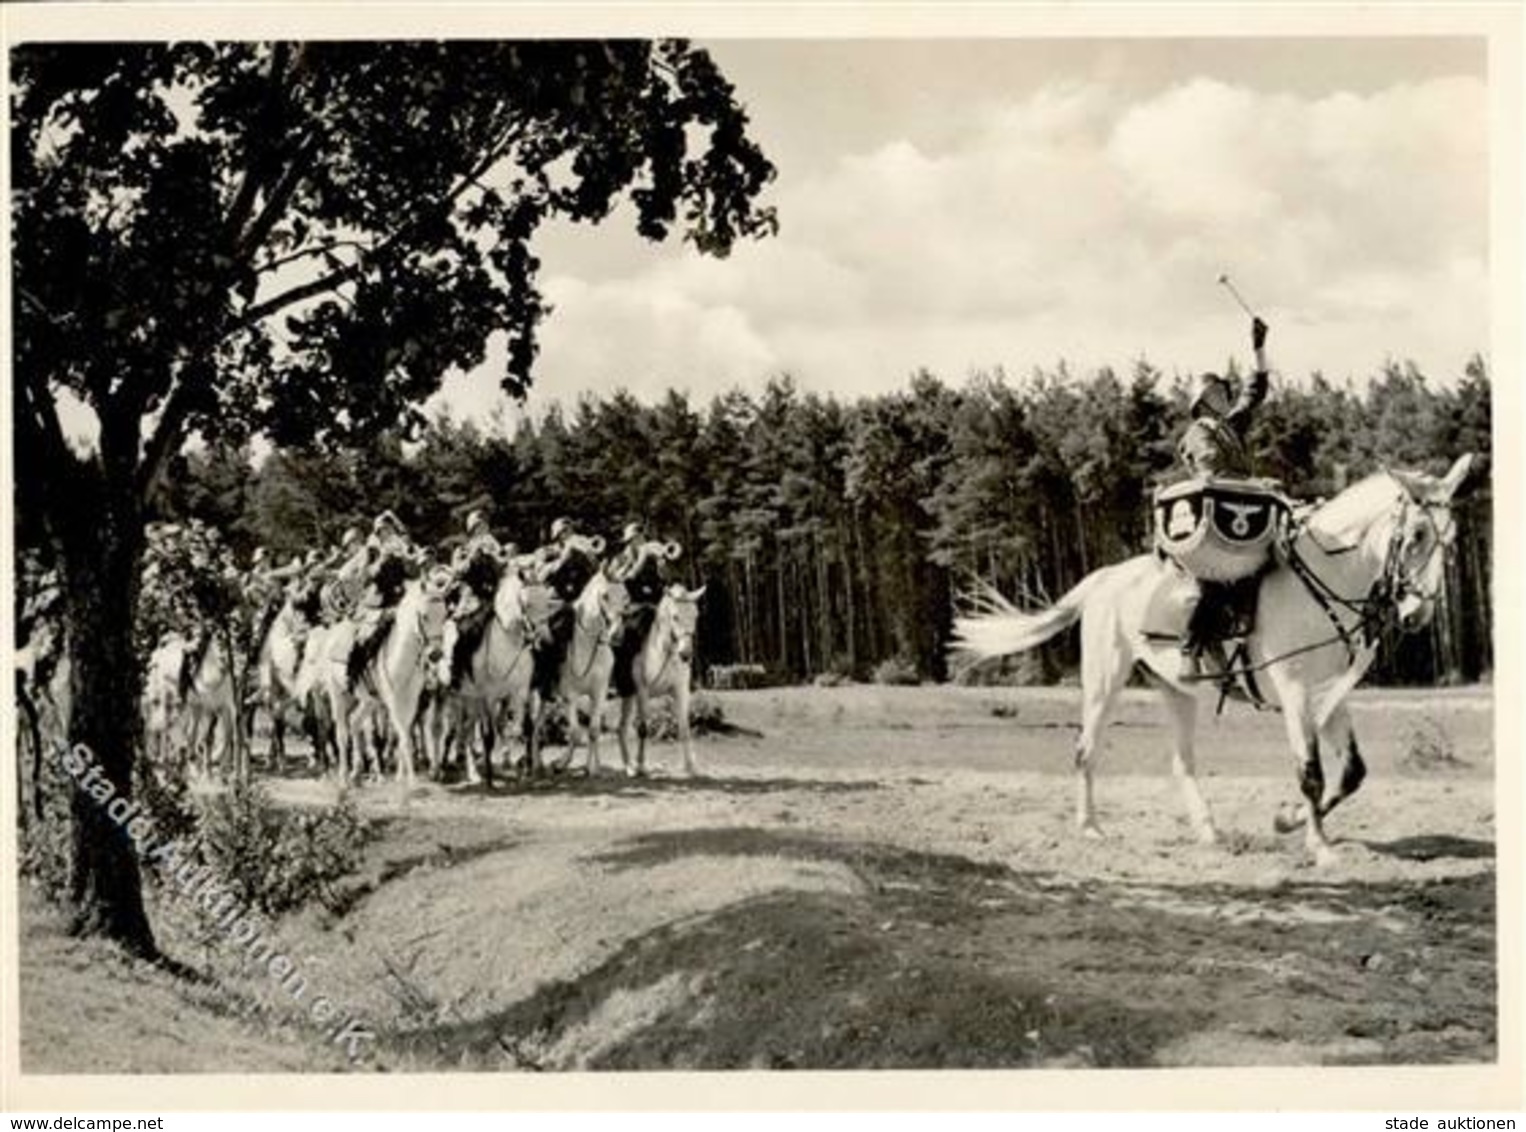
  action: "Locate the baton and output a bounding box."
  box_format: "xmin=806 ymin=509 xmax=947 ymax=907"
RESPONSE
xmin=1217 ymin=273 xmax=1258 ymax=319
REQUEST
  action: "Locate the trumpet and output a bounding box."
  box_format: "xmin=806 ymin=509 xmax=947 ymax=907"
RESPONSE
xmin=585 ymin=534 xmax=607 ymax=556
xmin=661 ymin=541 xmax=683 ymax=561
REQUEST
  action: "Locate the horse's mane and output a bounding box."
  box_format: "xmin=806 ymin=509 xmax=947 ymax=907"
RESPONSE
xmin=1303 ymin=472 xmax=1404 ymax=545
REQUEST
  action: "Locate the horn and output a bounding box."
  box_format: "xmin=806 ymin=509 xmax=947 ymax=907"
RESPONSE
xmin=662 ymin=541 xmax=683 ymax=561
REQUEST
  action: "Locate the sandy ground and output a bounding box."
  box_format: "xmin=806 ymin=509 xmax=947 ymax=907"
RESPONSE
xmin=18 ymin=684 xmax=1498 ymax=1071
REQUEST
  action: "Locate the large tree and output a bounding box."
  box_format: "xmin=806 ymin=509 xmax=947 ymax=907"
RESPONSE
xmin=11 ymin=40 xmax=776 ymax=955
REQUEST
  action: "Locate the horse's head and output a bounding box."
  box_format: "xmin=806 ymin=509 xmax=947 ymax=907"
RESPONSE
xmin=406 ymin=569 xmax=454 ymax=665
xmin=519 ymin=582 xmax=558 ymax=645
xmin=1383 ymin=454 xmax=1480 ymax=632
xmin=658 ymin=584 xmax=706 ymax=665
xmin=582 ymin=570 xmax=630 ymax=629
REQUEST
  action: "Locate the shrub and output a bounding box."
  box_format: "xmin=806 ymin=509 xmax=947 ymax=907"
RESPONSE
xmin=135 ymin=753 xmax=200 ymax=848
xmin=645 ymin=693 xmax=727 ymax=740
xmin=1400 ymin=714 xmax=1465 ymax=771
xmin=191 ymin=781 xmax=371 ymax=915
xmin=872 ymin=655 xmax=920 ymax=686
xmin=17 ymin=732 xmax=77 ymax=903
xmin=706 ymin=663 xmax=774 ymax=690
xmin=954 ymin=652 xmax=1051 ymax=687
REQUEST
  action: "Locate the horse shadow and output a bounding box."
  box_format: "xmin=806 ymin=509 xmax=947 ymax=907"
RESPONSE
xmin=1358 ymin=834 xmax=1495 ymax=862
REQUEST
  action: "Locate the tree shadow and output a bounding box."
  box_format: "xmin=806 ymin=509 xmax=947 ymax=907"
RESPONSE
xmin=382 ymin=825 xmax=1496 ymax=1071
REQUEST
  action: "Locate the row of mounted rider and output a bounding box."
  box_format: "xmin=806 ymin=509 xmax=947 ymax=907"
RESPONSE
xmin=255 ymin=513 xmax=685 ymax=706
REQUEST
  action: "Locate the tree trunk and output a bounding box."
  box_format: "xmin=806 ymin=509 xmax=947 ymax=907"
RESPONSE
xmin=60 ymin=478 xmax=156 ymax=958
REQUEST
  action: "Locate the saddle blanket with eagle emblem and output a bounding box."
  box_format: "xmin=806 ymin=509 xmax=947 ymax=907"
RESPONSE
xmin=1152 ymin=476 xmax=1291 ymax=583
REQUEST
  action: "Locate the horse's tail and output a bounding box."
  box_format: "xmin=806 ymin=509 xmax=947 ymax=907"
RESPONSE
xmin=949 ymin=570 xmax=1109 ymax=673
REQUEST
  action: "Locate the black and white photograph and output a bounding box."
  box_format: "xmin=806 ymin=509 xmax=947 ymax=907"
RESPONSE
xmin=3 ymin=1 xmax=1519 ymax=1111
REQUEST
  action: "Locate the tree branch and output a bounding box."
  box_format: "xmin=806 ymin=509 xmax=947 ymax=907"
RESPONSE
xmin=135 ymin=362 xmax=206 ymax=505
xmin=230 ymin=123 xmax=526 ymax=334
xmin=222 ymin=44 xmax=293 ymax=245
xmin=236 ymin=264 xmax=360 ymax=328
xmin=253 ymin=237 xmax=369 ymax=277
xmin=236 ymin=131 xmax=320 ymax=260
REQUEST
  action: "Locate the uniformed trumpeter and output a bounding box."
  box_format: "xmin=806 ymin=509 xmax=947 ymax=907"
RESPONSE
xmin=607 ymin=521 xmax=681 ymax=699
xmin=447 ymin=509 xmax=510 ymax=688
xmin=529 ymin=517 xmax=601 ymax=701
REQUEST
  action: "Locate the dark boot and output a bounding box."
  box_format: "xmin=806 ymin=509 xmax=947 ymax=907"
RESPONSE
xmin=450 ymin=607 xmax=490 ymax=689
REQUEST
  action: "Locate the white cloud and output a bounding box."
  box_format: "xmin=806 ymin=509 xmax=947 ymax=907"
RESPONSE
xmin=512 ymin=71 xmax=1488 ymax=409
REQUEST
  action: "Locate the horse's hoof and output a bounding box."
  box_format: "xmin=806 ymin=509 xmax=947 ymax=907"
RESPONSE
xmin=1195 ymin=826 xmax=1222 ymax=847
xmin=1311 ymin=844 xmax=1340 ymax=869
xmin=1079 ymin=822 xmax=1107 ymax=841
xmin=1272 ymin=804 xmax=1305 ymax=835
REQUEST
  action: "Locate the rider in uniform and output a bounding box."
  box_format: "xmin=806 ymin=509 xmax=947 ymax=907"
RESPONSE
xmin=530 ymin=517 xmax=599 ymax=701
xmin=607 ymin=521 xmax=675 ymax=698
xmin=1177 ymin=315 xmax=1271 ymax=674
xmin=246 ymin=546 xmax=306 ymax=660
xmin=447 ymin=509 xmax=509 ymax=688
xmin=318 ymin=526 xmax=367 ymax=624
xmin=345 ymin=512 xmax=417 ymax=689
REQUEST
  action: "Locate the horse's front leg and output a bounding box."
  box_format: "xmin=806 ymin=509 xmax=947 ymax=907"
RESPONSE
xmin=271 ymin=708 xmax=286 ymax=774
xmin=328 ymin=691 xmax=351 ymax=783
xmin=1317 ymin=703 xmax=1366 ymax=821
xmin=474 ymin=707 xmax=494 ymax=787
xmin=1275 ymin=702 xmax=1367 ymax=831
xmin=526 ymin=694 xmax=545 ymax=779
xmin=634 ymin=689 xmax=654 ymax=777
xmin=391 ymin=699 xmax=418 ymax=788
xmin=553 ymin=696 xmax=581 ymax=775
xmin=674 ymin=684 xmax=699 ymax=778
xmin=1160 ymin=684 xmax=1217 ymax=844
xmin=616 ymin=695 xmax=636 ymax=777
xmin=585 ymin=693 xmax=604 ymax=778
xmin=1274 ymin=691 xmax=1337 ymax=866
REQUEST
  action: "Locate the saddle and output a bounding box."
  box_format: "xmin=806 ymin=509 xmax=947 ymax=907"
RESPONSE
xmin=1149 ymin=476 xmax=1292 ymax=710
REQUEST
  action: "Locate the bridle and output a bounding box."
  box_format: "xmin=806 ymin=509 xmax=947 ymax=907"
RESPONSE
xmin=648 ymin=596 xmax=697 ymax=686
xmin=567 ymin=579 xmax=623 ymax=683
xmin=1282 ymin=477 xmax=1454 ymax=665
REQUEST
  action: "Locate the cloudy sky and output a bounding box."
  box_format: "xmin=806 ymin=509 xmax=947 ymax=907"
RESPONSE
xmin=430 ymin=35 xmax=1489 ymax=424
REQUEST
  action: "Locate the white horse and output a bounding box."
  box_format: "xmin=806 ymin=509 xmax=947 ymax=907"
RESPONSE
xmin=143 ymin=631 xmax=245 ymax=783
xmin=615 ymin=584 xmax=706 ymax=778
xmin=251 ymin=591 xmax=322 ymax=772
xmin=314 ymin=573 xmax=451 ymax=787
xmin=427 ymin=568 xmax=546 ymax=786
xmin=952 ymin=456 xmax=1478 ymax=865
xmin=527 ymin=571 xmax=630 ymax=777
xmin=292 ymin=620 xmax=345 ymax=774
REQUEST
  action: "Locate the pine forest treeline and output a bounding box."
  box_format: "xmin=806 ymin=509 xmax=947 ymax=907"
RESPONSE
xmin=139 ymin=357 xmax=1493 ymax=688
